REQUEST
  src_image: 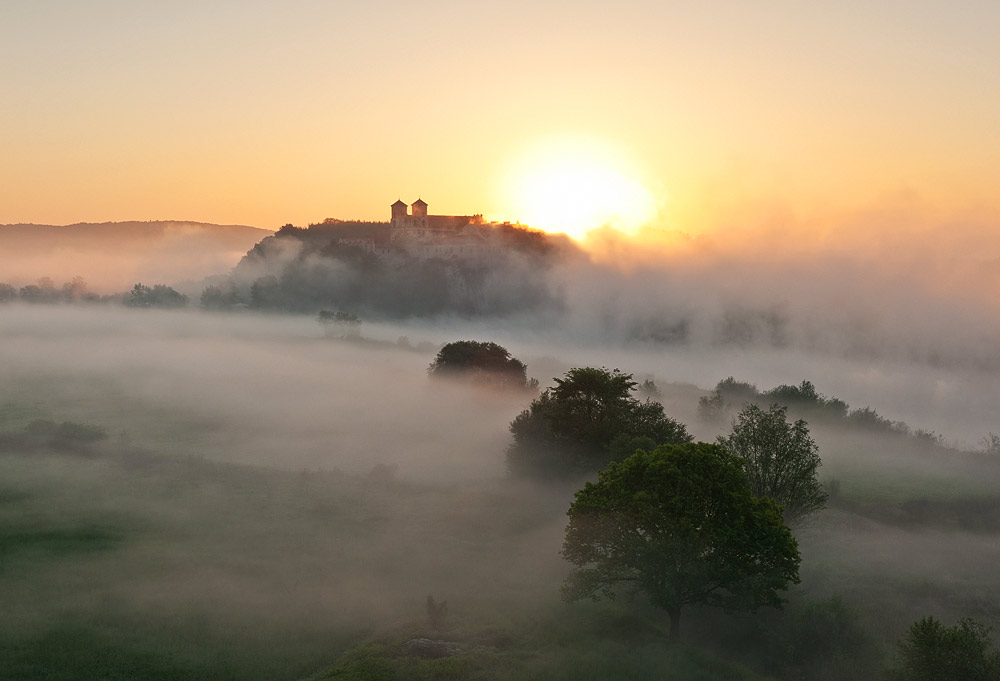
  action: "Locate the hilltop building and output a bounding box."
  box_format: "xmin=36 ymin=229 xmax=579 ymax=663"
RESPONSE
xmin=390 ymin=198 xmax=484 ymax=232
xmin=392 ymin=199 xmax=495 ymax=259
xmin=334 ymin=199 xmax=527 ymax=261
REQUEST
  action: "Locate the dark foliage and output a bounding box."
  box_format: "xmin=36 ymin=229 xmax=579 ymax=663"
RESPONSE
xmin=562 ymin=444 xmax=801 ymax=640
xmin=884 ymin=617 xmax=1000 ymax=681
xmin=428 ymin=341 xmax=528 ymax=389
xmin=0 ymin=419 xmax=108 ymax=454
xmin=318 ymin=310 xmax=362 ymax=338
xmin=717 ymin=403 xmax=827 ymax=525
xmin=697 ymin=376 xmax=953 ymax=453
xmin=0 ymin=277 xmax=102 ymax=305
xmin=699 ymin=379 xmax=847 ymax=424
xmin=224 ymin=220 xmax=565 ymax=317
xmin=706 ymin=595 xmax=880 ymax=681
xmin=200 ymin=282 xmax=244 ymax=310
xmin=506 ymin=367 xmax=692 ymax=479
xmin=124 ymin=283 xmax=188 ymax=308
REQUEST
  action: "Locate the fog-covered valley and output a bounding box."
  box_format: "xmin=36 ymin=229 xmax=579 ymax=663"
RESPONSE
xmin=2 ymin=302 xmax=999 ymax=680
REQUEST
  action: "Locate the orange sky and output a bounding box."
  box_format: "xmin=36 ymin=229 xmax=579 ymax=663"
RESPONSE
xmin=2 ymin=1 xmax=999 ymax=235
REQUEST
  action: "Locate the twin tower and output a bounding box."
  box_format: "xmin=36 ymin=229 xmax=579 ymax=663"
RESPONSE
xmin=390 ymin=198 xmax=429 ymax=228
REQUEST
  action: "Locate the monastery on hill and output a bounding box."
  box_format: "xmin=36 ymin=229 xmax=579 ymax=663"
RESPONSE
xmin=390 ymin=198 xmax=484 ymax=231
xmin=340 ymin=199 xmax=502 ymax=260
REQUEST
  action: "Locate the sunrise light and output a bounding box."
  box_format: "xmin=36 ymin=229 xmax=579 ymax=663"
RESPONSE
xmin=505 ymin=141 xmax=659 ymax=240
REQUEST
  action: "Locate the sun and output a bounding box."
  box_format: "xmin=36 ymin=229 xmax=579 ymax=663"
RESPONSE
xmin=504 ymin=139 xmax=658 ymax=240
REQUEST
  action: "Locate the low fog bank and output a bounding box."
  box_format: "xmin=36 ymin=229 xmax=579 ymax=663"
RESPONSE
xmin=200 ymin=203 xmax=1000 ymax=389
xmin=0 ymin=306 xmax=526 ymax=481
xmin=2 ymin=304 xmax=993 ymax=461
xmin=551 ymin=202 xmax=1000 ymax=373
xmin=0 ymin=428 xmax=573 ymax=681
xmin=0 ymin=221 xmax=272 ymax=294
xmin=362 ymin=315 xmax=996 ymax=449
xmin=3 ymin=304 xmax=1000 ymax=679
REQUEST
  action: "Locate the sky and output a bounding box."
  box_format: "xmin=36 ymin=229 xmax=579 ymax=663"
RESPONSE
xmin=2 ymin=1 xmax=999 ymax=235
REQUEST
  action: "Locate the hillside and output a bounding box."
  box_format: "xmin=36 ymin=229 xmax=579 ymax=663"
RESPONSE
xmin=207 ymin=219 xmax=578 ymax=317
xmin=0 ymin=221 xmax=273 ymax=293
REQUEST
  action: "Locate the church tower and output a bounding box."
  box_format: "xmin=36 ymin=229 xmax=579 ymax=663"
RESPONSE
xmin=390 ymin=199 xmax=408 ymax=227
xmin=411 ymin=198 xmax=428 ymax=228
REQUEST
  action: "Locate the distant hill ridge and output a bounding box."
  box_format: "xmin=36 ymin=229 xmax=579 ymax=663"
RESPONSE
xmin=0 ymin=220 xmax=274 ymax=293
xmin=0 ymin=220 xmax=271 ymax=244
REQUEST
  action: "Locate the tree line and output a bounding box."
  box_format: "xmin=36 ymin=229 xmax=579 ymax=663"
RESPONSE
xmin=432 ymin=339 xmax=999 ymax=676
xmin=0 ymin=277 xmax=189 ymax=308
xmin=430 ymin=341 xmax=824 ymax=640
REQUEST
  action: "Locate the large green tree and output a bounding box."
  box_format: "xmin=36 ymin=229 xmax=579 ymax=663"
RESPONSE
xmin=717 ymin=403 xmax=827 ymax=525
xmin=506 ymin=367 xmax=691 ymax=479
xmin=562 ymin=443 xmax=800 ymax=639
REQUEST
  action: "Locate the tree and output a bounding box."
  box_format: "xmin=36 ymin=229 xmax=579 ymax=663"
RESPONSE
xmin=507 ymin=367 xmax=691 ymax=479
xmin=249 ymin=275 xmax=282 ymax=309
xmin=61 ymin=276 xmax=91 ymax=302
xmin=884 ymin=617 xmax=1000 ymax=681
xmin=697 ymin=376 xmax=760 ymax=423
xmin=124 ymin=283 xmax=188 ymax=308
xmin=428 ymin=340 xmax=528 ymax=390
xmin=717 ymin=403 xmax=827 ymax=525
xmin=562 ymin=443 xmax=800 ymax=640
xmin=637 ymin=377 xmax=662 ymax=400
xmin=19 ymin=277 xmax=61 ymax=304
xmin=318 ymin=310 xmax=362 ymax=338
xmin=200 ymin=283 xmax=242 ymax=310
xmin=763 ymin=380 xmax=848 ymax=420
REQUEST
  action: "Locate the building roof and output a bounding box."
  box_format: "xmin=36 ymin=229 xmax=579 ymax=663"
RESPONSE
xmin=411 ymin=198 xmax=427 ymax=207
xmin=391 ymin=199 xmax=407 ymax=208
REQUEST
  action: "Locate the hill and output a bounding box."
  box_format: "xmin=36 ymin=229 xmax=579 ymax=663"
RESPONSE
xmin=0 ymin=221 xmax=273 ymax=293
xmin=208 ymin=219 xmax=578 ymax=317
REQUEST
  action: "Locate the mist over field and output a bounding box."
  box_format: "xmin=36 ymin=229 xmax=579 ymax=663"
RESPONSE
xmin=2 ymin=212 xmax=999 ymax=680
xmin=7 ymin=0 xmax=1000 ymax=674
xmin=0 ymin=221 xmax=271 ymax=294
xmin=566 ymin=202 xmax=1000 ymax=368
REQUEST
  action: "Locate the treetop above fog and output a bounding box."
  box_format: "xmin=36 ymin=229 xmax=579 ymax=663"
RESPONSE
xmin=124 ymin=283 xmax=188 ymax=309
xmin=717 ymin=403 xmax=827 ymax=525
xmin=507 ymin=367 xmax=692 ymax=479
xmin=428 ymin=340 xmax=531 ymax=390
xmin=698 ymin=375 xmax=946 ymax=447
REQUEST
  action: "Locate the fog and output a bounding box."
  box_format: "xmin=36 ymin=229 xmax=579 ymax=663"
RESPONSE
xmin=2 ymin=208 xmax=1000 ymax=678
xmin=0 ymin=221 xmax=271 ymax=294
xmin=0 ymin=306 xmax=527 ymax=480
xmin=0 ymin=305 xmax=578 ymax=678
xmin=560 ymin=201 xmax=1000 ymax=371
xmin=5 ymin=298 xmax=994 ymax=456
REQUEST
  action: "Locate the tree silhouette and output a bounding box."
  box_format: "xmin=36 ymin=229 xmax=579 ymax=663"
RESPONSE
xmin=717 ymin=403 xmax=827 ymax=525
xmin=507 ymin=367 xmax=690 ymax=479
xmin=428 ymin=340 xmax=528 ymax=389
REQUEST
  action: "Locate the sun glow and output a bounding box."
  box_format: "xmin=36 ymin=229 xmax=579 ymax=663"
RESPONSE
xmin=506 ymin=141 xmax=659 ymax=240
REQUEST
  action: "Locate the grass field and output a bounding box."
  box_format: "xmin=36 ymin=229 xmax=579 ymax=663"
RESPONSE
xmin=2 ymin=308 xmax=998 ymax=680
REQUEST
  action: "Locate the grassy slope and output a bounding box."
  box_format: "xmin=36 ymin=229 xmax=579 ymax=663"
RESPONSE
xmin=3 ymin=402 xmax=1000 ymax=681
